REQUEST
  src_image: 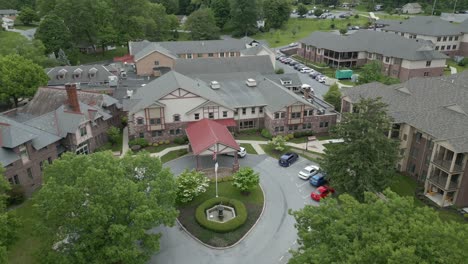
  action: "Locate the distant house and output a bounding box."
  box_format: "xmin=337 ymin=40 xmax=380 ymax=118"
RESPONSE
xmin=402 ymin=3 xmax=422 ymax=14
xmin=1 ymin=17 xmax=14 ymax=29
xmin=0 ymin=9 xmax=19 ymax=18
xmin=45 ymin=65 xmax=118 ymax=89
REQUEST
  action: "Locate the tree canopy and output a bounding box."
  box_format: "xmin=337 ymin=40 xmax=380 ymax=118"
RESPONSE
xmin=297 ymin=3 xmax=308 ymax=17
xmin=290 ymin=190 xmax=468 ymax=264
xmin=358 ymin=61 xmax=400 ymax=85
xmin=323 ymin=83 xmax=342 ymax=111
xmin=230 ymin=0 xmax=258 ymax=36
xmin=185 ymin=8 xmax=220 ymax=40
xmin=0 ymin=169 xmax=19 ymax=263
xmin=210 ymin=0 xmax=231 ymax=29
xmin=0 ymin=31 xmax=56 ymax=67
xmin=35 ymin=151 xmax=178 ymax=263
xmin=320 ymin=98 xmax=399 ymax=201
xmin=35 ymin=14 xmax=73 ymax=56
xmin=263 ymin=0 xmax=290 ymax=29
xmin=17 ymin=6 xmax=39 ymax=25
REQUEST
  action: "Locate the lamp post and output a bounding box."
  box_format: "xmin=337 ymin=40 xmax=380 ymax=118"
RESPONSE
xmin=215 ymin=161 xmax=219 ymax=198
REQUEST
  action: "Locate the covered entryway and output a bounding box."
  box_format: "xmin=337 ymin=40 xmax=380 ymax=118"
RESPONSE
xmin=186 ymin=118 xmax=240 ymax=172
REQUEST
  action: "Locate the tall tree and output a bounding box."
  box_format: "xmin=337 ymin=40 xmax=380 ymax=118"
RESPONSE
xmin=0 ymin=31 xmax=56 ymax=67
xmin=358 ymin=61 xmax=400 ymax=85
xmin=321 ymin=98 xmax=399 ymax=201
xmin=297 ymin=3 xmax=308 ymax=17
xmin=152 ymin=0 xmax=179 ymax=13
xmin=230 ymin=0 xmax=258 ymax=36
xmin=323 ymin=83 xmax=342 ymax=111
xmin=290 ymin=190 xmax=468 ymax=264
xmin=0 ymin=169 xmax=19 ymax=263
xmin=35 ymin=14 xmax=73 ymax=56
xmin=185 ymin=8 xmax=220 ymax=40
xmin=0 ymin=54 xmax=49 ymax=107
xmin=17 ymin=6 xmax=39 ymax=25
xmin=263 ymin=0 xmax=290 ymax=29
xmin=35 ymin=151 xmax=178 ymax=264
xmin=210 ymin=0 xmax=230 ymax=29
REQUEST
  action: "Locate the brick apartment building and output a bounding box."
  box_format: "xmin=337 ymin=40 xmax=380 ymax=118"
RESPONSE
xmin=297 ymin=30 xmax=448 ymax=81
xmin=0 ymin=85 xmax=123 ymax=195
xmin=341 ymin=71 xmax=468 ymax=207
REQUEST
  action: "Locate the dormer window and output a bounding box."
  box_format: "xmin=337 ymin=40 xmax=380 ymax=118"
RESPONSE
xmin=57 ymin=69 xmax=67 ymax=80
xmin=73 ymin=68 xmax=83 ymax=79
xmin=88 ymin=67 xmax=98 ymax=78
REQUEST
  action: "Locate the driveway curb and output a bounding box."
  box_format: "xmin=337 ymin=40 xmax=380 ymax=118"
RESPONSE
xmin=175 ymin=182 xmax=267 ymax=250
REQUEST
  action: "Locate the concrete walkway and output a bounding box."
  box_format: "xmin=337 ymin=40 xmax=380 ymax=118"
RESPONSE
xmin=120 ymin=126 xmax=129 ymax=157
xmin=450 ymin=66 xmax=458 ymax=75
xmin=150 ymin=145 xmax=188 ymax=158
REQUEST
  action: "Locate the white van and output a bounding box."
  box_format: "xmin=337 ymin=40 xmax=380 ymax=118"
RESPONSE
xmin=224 ymin=147 xmax=247 ymax=158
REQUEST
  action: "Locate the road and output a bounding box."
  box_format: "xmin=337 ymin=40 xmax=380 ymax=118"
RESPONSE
xmin=150 ymin=154 xmax=321 ymax=264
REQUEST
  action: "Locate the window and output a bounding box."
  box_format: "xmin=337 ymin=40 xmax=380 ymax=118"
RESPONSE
xmin=27 ymin=168 xmax=33 ymax=179
xmin=19 ymin=145 xmax=29 ymax=163
xmin=222 ymin=111 xmax=227 ymax=118
xmin=415 ymin=132 xmax=422 ymax=143
xmin=208 ymin=53 xmax=214 ymax=57
xmin=230 ymin=52 xmax=235 ymax=57
xmin=259 ymin=107 xmax=263 ymax=114
xmin=80 ymin=126 xmax=87 ymax=137
xmin=170 ymin=129 xmax=175 ymax=135
xmin=409 ymin=164 xmax=416 ymax=173
xmin=455 ymin=36 xmax=459 ymax=41
xmin=449 ymin=36 xmax=453 ymax=41
xmin=443 ymin=36 xmax=447 ymax=41
xmin=240 ymin=120 xmax=255 ymax=129
xmin=367 ymin=53 xmax=373 ymax=59
xmin=151 ymin=131 xmax=162 ymax=137
xmin=187 ymin=54 xmax=192 ymax=59
xmin=242 ymin=108 xmax=246 ymax=115
xmin=288 ymin=125 xmax=299 ymax=131
xmin=194 ymin=113 xmax=200 ymax=120
xmin=291 ymin=112 xmax=301 ymax=119
xmin=441 ymin=45 xmax=445 ymax=50
xmin=424 ymin=72 xmax=429 ymax=76
xmin=302 ymin=123 xmax=312 ymax=129
xmin=173 ymin=114 xmax=180 ymax=122
xmin=435 ymin=46 xmax=439 ymax=50
xmin=400 ymin=32 xmax=404 ymax=36
xmin=220 ymin=52 xmax=225 ymax=57
xmin=437 ymin=37 xmax=441 ymax=41
xmin=208 ymin=112 xmax=214 ymax=119
xmin=175 ymin=128 xmax=182 ymax=135
xmin=274 ymin=126 xmax=284 ymax=132
xmin=13 ymin=175 xmax=19 ymax=185
xmin=446 ymin=45 xmax=451 ymax=50
xmin=137 ymin=118 xmax=144 ymax=125
xmin=154 ymin=61 xmax=159 ymax=66
xmin=139 ymin=132 xmax=145 ymax=138
xmin=48 ymin=157 xmax=52 ymax=164
xmin=403 ymin=134 xmax=408 ymax=141
xmin=452 ymin=45 xmax=457 ymax=50
xmin=385 ymin=57 xmax=390 ymax=63
xmin=251 ymin=107 xmax=255 ymax=114
xmin=426 ymin=61 xmax=431 ymax=67
xmin=39 ymin=161 xmax=43 ymax=171
xmin=75 ymin=142 xmax=89 ymax=155
xmin=319 ymin=121 xmax=329 ymax=128
xmin=234 ymin=109 xmax=238 ymax=116
xmin=8 ymin=178 xmax=13 ymax=185
xmin=274 ymin=112 xmax=285 ymax=119
xmin=303 ymin=109 xmax=313 ymax=116
xmin=410 ymin=147 xmax=419 ymax=158
xmin=149 ymin=118 xmax=161 ymax=125
xmin=197 ymin=53 xmax=203 ymax=58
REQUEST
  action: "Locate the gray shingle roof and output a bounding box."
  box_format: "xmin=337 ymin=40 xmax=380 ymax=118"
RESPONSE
xmin=46 ymin=65 xmax=116 ymax=86
xmin=300 ymin=30 xmax=448 ymax=61
xmin=342 ymin=71 xmax=468 ymax=153
xmin=174 ymin=55 xmax=275 ymax=75
xmin=383 ymin=16 xmax=464 ymax=36
xmin=0 ymin=9 xmax=18 ymax=15
xmin=264 ymin=73 xmax=302 ymax=88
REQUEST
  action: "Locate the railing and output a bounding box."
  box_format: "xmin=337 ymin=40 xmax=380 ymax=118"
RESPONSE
xmin=427 ymin=174 xmax=458 ymax=191
xmin=432 ymin=158 xmax=464 ymax=173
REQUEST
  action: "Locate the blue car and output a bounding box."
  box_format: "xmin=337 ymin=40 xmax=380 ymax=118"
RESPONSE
xmin=278 ymin=152 xmax=299 ymax=167
xmin=310 ymin=172 xmax=327 ymax=187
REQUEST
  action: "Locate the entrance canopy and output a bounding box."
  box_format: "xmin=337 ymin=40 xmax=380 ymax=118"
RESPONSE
xmin=186 ymin=118 xmax=240 ymax=156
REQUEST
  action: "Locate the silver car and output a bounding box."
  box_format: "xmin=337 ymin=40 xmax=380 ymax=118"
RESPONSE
xmin=298 ymin=165 xmax=320 ymax=180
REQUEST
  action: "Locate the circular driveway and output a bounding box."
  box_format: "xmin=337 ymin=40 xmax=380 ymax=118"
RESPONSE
xmin=149 ymin=154 xmax=319 ymax=264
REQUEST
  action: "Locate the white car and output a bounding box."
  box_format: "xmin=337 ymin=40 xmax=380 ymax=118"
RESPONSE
xmin=300 ymin=68 xmax=314 ymax=73
xmin=316 ymin=75 xmax=326 ymax=83
xmin=289 ymin=42 xmax=298 ymax=47
xmin=298 ymin=165 xmax=320 ymax=180
xmin=224 ymin=147 xmax=247 ymax=158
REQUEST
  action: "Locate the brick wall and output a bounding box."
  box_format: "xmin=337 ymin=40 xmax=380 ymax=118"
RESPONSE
xmin=458 ymin=42 xmax=468 ymax=57
xmin=455 ymin=162 xmax=468 ymax=207
xmin=405 ymin=133 xmax=432 ymax=182
xmin=398 ymin=67 xmax=444 ymax=81
xmin=265 ymin=113 xmax=337 ymax=136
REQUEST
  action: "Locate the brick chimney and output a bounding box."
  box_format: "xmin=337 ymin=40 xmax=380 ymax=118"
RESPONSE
xmin=65 ymin=83 xmax=80 ymax=113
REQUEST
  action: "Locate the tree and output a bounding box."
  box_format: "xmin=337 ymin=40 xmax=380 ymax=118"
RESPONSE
xmin=185 ymin=8 xmax=220 ymax=40
xmin=151 ymin=0 xmax=179 ymax=14
xmin=230 ymin=0 xmax=258 ymax=36
xmin=176 ymin=169 xmax=210 ymax=203
xmin=56 ymin=49 xmax=70 ymax=66
xmin=0 ymin=31 xmax=56 ymax=67
xmin=323 ymin=83 xmax=342 ymax=111
xmin=211 ymin=0 xmax=231 ymax=29
xmin=297 ymin=3 xmax=308 ymax=17
xmin=0 ymin=168 xmax=20 ymax=263
xmin=232 ymin=167 xmax=260 ymax=194
xmin=17 ymin=6 xmax=39 ymax=25
xmin=313 ymin=8 xmax=323 ymax=17
xmin=107 ymin=126 xmax=121 ymax=145
xmin=263 ymin=0 xmax=291 ymax=29
xmin=290 ymin=190 xmax=468 ymax=264
xmin=35 ymin=151 xmax=178 ymax=263
xmin=320 ymin=98 xmax=399 ymax=201
xmin=358 ymin=61 xmax=400 ymax=85
xmin=269 ymin=135 xmax=287 ymax=152
xmin=35 ymin=14 xmax=73 ymax=56
xmin=0 ymin=54 xmax=49 ymax=107
xmin=339 ymin=28 xmax=348 ymax=35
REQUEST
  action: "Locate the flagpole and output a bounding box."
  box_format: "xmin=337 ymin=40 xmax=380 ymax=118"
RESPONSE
xmin=215 ymin=161 xmax=218 ymax=198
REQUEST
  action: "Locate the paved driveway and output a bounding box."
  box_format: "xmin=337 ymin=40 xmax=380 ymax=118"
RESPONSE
xmin=149 ymin=154 xmax=320 ymax=264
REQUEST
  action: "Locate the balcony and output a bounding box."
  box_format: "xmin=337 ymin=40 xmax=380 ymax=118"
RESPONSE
xmin=427 ymin=174 xmax=458 ymax=191
xmin=425 ymin=192 xmax=453 ymax=207
xmin=432 ymin=158 xmax=464 ymax=173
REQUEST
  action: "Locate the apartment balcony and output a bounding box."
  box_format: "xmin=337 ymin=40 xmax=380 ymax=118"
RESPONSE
xmin=425 ymin=192 xmax=453 ymax=207
xmin=427 ymin=175 xmax=458 ymax=191
xmin=432 ymin=158 xmax=464 ymax=173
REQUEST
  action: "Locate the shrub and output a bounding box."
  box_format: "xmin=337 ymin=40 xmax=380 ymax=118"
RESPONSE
xmin=164 ymin=140 xmax=170 ymax=144
xmin=158 ymin=141 xmax=164 ymax=145
xmin=107 ymin=126 xmax=120 ymax=145
xmin=173 ymin=135 xmax=188 ymax=145
xmin=232 ymin=167 xmax=260 ymax=193
xmin=261 ymin=129 xmax=272 ymax=139
xmin=275 ymin=68 xmax=284 ymax=74
xmin=458 ymin=58 xmax=467 ymax=67
xmin=153 ymin=143 xmax=159 ymax=147
xmin=7 ymin=184 xmax=25 ymax=206
xmin=330 ymin=23 xmax=335 ymax=29
xmin=240 ymin=128 xmax=259 ymax=135
xmin=121 ymin=116 xmax=128 ymax=126
xmin=293 ymin=131 xmax=314 ymax=138
xmin=176 ymin=170 xmax=210 ymax=203
xmin=129 ymin=138 xmax=149 ymax=148
xmin=287 ymin=134 xmax=294 ymax=139
xmin=269 ymin=135 xmax=286 ymax=152
xmin=354 ymin=14 xmax=359 ymax=18
xmin=195 ymin=197 xmax=248 ymax=233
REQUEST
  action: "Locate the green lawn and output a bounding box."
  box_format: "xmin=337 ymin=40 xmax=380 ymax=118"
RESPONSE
xmin=316 ymin=135 xmax=334 ymax=141
xmin=234 ymin=132 xmax=267 ymax=141
xmin=75 ymin=46 xmax=128 ymax=65
xmin=260 ymin=144 xmax=291 ymax=159
xmin=239 ymin=143 xmax=258 ymax=155
xmin=14 ymin=24 xmax=37 ymax=30
xmin=143 ymin=142 xmax=179 ymax=153
xmin=160 ymin=149 xmax=188 ymax=163
xmin=447 ymin=59 xmax=467 ymax=73
xmin=251 ymin=17 xmax=371 ymax=47
xmin=177 ymin=181 xmax=264 ymax=247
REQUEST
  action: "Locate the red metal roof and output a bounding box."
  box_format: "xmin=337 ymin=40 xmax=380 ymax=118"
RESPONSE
xmin=186 ymin=119 xmax=240 ymax=155
xmin=114 ymin=54 xmax=134 ymax=63
xmin=188 ymin=118 xmax=236 ymax=127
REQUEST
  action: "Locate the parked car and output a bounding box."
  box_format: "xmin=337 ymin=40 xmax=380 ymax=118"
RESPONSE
xmin=311 ymin=186 xmax=335 ymax=201
xmin=316 ymin=75 xmax=326 ymax=83
xmin=282 ymin=58 xmax=292 ymax=64
xmin=289 ymin=60 xmax=299 ymax=66
xmin=279 ymin=57 xmax=289 ymax=63
xmin=278 ymin=152 xmax=299 ymax=167
xmin=309 ymin=71 xmax=320 ymax=78
xmin=298 ymin=165 xmax=320 ymax=180
xmin=309 ymin=172 xmax=327 ymax=186
xmin=224 ymin=146 xmax=247 ymax=158
xmin=294 ymin=63 xmax=305 ymax=70
xmin=300 ymin=68 xmax=313 ymax=73
xmin=289 ymin=42 xmax=298 ymax=47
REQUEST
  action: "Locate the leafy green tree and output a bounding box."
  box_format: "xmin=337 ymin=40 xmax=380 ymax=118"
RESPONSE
xmin=263 ymin=0 xmax=290 ymax=29
xmin=269 ymin=135 xmax=286 ymax=152
xmin=323 ymin=83 xmax=342 ymax=111
xmin=35 ymin=151 xmax=178 ymax=263
xmin=0 ymin=31 xmax=56 ymax=67
xmin=0 ymin=168 xmax=20 ymax=263
xmin=313 ymin=8 xmax=323 ymax=17
xmin=321 ymin=98 xmax=399 ymax=201
xmin=358 ymin=61 xmax=400 ymax=85
xmin=176 ymin=169 xmax=210 ymax=203
xmin=151 ymin=0 xmax=179 ymax=14
xmin=232 ymin=167 xmax=260 ymax=194
xmin=339 ymin=28 xmax=348 ymax=35
xmin=211 ymin=0 xmax=231 ymax=29
xmin=290 ymin=190 xmax=468 ymax=264
xmin=230 ymin=0 xmax=258 ymax=36
xmin=17 ymin=6 xmax=39 ymax=25
xmin=35 ymin=14 xmax=73 ymax=56
xmin=107 ymin=126 xmax=121 ymax=145
xmin=297 ymin=3 xmax=308 ymax=17
xmin=185 ymin=8 xmax=220 ymax=40
xmin=0 ymin=54 xmax=49 ymax=107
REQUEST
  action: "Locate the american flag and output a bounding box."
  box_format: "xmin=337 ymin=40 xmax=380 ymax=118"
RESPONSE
xmin=212 ymin=151 xmax=217 ymax=161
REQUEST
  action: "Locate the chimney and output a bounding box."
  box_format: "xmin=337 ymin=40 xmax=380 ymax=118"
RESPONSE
xmin=65 ymin=83 xmax=80 ymax=113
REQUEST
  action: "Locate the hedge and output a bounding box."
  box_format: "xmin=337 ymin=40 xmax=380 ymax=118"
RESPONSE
xmin=195 ymin=197 xmax=248 ymax=233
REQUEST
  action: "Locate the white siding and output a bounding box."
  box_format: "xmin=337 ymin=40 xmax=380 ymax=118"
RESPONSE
xmin=401 ymin=59 xmax=445 ymax=69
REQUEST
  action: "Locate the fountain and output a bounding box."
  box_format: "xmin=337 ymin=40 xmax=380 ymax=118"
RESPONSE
xmin=206 ymin=203 xmax=236 ymax=223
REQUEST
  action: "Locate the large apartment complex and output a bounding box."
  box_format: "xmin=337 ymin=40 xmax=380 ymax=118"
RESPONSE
xmin=341 ymin=72 xmax=468 ymax=207
xmin=297 ymin=30 xmax=448 ymax=81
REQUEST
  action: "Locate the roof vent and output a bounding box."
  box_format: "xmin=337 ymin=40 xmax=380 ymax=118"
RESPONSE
xmin=246 ymin=78 xmax=257 ymax=87
xmin=210 ymin=81 xmax=221 ymax=89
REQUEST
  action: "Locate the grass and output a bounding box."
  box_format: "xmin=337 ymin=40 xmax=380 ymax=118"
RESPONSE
xmin=177 ymin=181 xmax=264 ymax=247
xmin=160 ymin=149 xmax=188 ymax=163
xmin=339 ymin=80 xmax=356 ymax=86
xmin=317 ymin=135 xmax=335 ymax=141
xmin=447 ymin=59 xmax=467 ymax=74
xmin=143 ymin=142 xmax=178 ymax=153
xmin=13 ymin=24 xmax=37 ymax=30
xmin=260 ymin=144 xmax=291 ymax=159
xmin=239 ymin=143 xmax=258 ymax=154
xmin=75 ymin=46 xmax=128 ymax=65
xmin=251 ymin=17 xmax=371 ymax=47
xmin=234 ymin=131 xmax=267 ymax=141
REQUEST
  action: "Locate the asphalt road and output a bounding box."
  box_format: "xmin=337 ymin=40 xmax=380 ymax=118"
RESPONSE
xmin=150 ymin=154 xmax=320 ymax=264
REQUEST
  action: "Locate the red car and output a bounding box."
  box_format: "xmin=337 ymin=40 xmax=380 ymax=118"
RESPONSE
xmin=311 ymin=186 xmax=335 ymax=201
